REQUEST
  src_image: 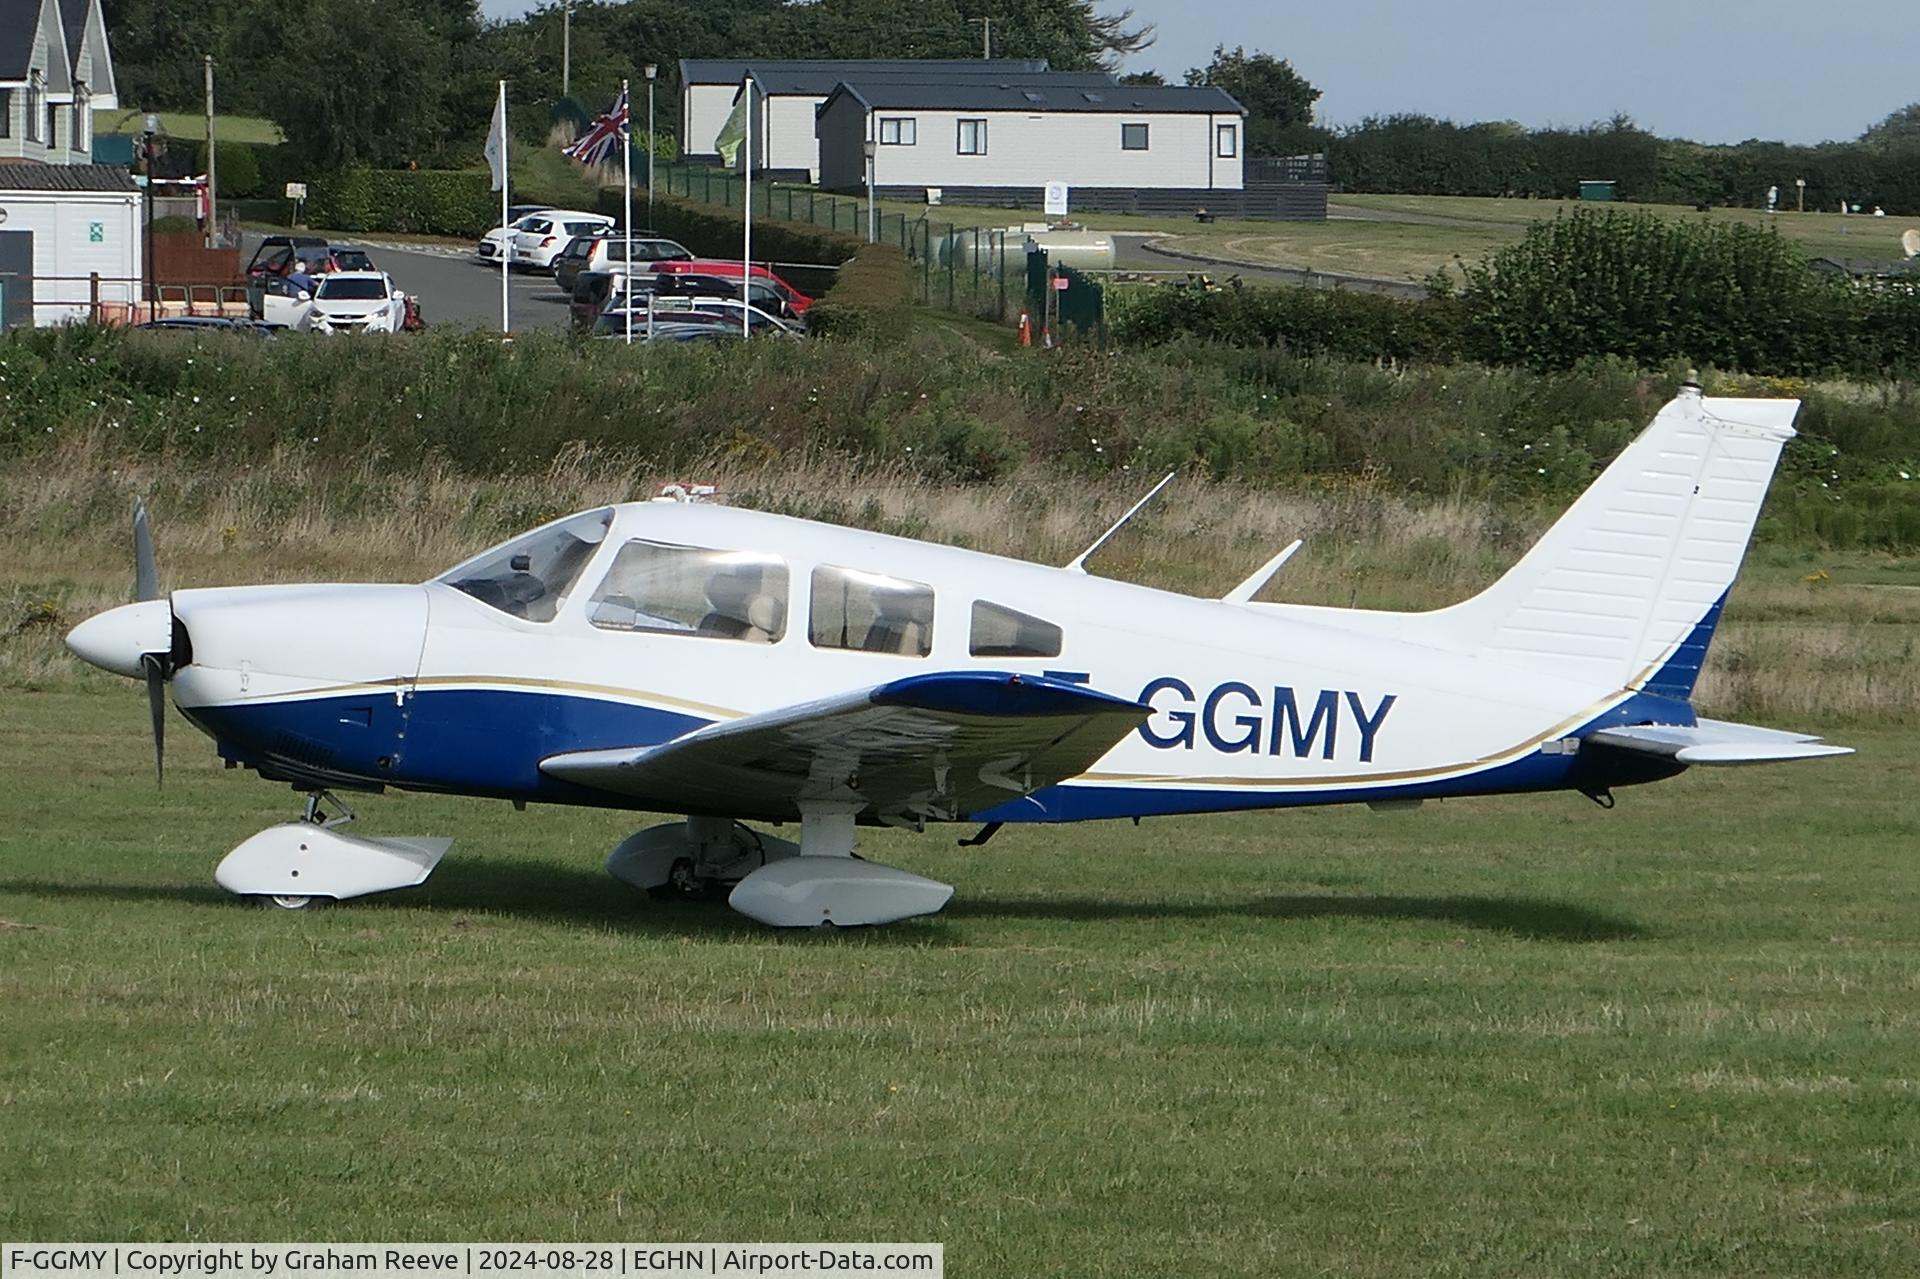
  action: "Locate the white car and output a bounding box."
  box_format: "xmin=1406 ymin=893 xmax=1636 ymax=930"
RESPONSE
xmin=508 ymin=210 xmax=615 ymax=272
xmin=473 ymin=207 xmax=554 ymax=264
xmin=304 ymin=271 xmax=407 ymax=334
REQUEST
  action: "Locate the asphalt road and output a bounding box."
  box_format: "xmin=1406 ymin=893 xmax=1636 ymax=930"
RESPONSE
xmin=240 ymin=232 xmax=575 ymax=331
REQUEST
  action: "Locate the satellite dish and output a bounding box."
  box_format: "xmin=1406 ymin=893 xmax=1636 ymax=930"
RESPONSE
xmin=1903 ymin=228 xmax=1920 ymax=259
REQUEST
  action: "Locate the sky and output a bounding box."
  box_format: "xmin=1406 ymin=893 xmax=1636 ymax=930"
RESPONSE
xmin=475 ymin=0 xmax=1914 ymax=145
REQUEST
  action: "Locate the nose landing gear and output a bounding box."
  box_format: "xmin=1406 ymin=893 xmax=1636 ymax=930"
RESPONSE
xmin=215 ymin=789 xmax=452 ymax=908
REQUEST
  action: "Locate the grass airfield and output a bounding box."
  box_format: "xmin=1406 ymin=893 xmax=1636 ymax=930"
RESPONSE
xmin=2 ymin=687 xmax=1915 ymax=1274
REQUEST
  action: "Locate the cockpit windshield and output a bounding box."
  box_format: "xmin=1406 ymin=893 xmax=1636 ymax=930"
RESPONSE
xmin=437 ymin=508 xmax=613 ymax=621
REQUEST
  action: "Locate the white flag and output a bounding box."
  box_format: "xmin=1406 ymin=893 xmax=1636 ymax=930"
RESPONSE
xmin=485 ymin=82 xmax=508 ymax=192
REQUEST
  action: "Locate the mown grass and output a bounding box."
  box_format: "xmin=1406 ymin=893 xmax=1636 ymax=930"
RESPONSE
xmin=96 ymin=108 xmax=284 ymax=145
xmin=1 ymin=688 xmax=1914 ymax=1272
xmin=1161 ymin=195 xmax=1920 ymax=285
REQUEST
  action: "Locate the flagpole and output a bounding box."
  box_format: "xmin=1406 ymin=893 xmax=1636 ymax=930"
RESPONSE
xmin=498 ymin=80 xmax=509 ymax=335
xmin=623 ymin=78 xmax=633 ymax=346
xmin=742 ymin=74 xmax=752 ymax=340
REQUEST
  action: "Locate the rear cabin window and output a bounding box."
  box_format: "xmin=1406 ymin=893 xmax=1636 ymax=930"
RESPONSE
xmin=587 ymin=542 xmax=789 ymax=642
xmin=810 ymin=566 xmax=934 ymax=657
xmin=969 ymin=601 xmax=1062 ymax=658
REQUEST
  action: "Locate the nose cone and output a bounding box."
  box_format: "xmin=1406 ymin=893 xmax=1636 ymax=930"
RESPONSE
xmin=66 ymin=599 xmax=173 ymax=678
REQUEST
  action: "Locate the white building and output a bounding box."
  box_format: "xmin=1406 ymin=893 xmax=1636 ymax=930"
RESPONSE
xmin=1 ymin=0 xmax=120 ymax=164
xmin=816 ymin=81 xmax=1247 ymax=195
xmin=677 ymin=58 xmax=1046 ymax=166
xmin=729 ymin=67 xmax=1119 ymax=183
xmin=0 ymin=165 xmax=143 ymax=329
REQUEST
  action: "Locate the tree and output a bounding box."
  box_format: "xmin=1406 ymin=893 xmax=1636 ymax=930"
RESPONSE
xmin=237 ymin=0 xmax=454 ymax=168
xmin=1861 ymin=103 xmax=1920 ymax=148
xmin=1118 ymin=69 xmax=1165 ymax=86
xmin=1183 ymin=45 xmax=1320 ymax=155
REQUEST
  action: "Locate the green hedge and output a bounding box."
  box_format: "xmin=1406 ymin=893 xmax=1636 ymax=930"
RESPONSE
xmin=1109 ymin=283 xmax=1465 ymax=364
xmin=804 ymin=245 xmax=912 ymax=339
xmin=1113 ymin=209 xmax=1920 ymax=379
xmin=304 ymin=170 xmax=500 ymax=237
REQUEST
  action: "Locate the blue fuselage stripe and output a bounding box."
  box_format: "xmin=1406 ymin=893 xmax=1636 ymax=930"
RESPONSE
xmin=182 ymin=686 xmax=1692 ymax=819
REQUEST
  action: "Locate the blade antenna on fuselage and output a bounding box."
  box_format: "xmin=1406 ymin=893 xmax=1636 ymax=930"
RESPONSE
xmin=1064 ymin=472 xmax=1176 ymax=574
xmin=1221 ymin=539 xmax=1304 ymax=603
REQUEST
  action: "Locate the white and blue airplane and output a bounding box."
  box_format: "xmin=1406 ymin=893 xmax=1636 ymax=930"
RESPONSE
xmin=65 ymin=385 xmax=1849 ymax=926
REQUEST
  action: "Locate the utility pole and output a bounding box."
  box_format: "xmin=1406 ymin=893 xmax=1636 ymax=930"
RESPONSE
xmin=562 ymin=0 xmax=572 ymax=98
xmin=203 ymin=55 xmax=216 ymax=247
xmin=967 ymin=16 xmax=991 ymax=59
xmin=645 ymin=63 xmax=658 ymax=231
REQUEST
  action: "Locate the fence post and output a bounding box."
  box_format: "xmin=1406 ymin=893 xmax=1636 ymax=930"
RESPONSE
xmin=946 ymin=228 xmax=955 ymax=310
xmin=970 ymin=228 xmax=980 ymax=313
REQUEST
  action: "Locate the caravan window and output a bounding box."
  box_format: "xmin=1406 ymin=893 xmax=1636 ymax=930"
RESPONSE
xmin=587 ymin=542 xmax=789 ymax=642
xmin=810 ymin=566 xmax=933 ymax=657
xmin=879 ymin=117 xmax=916 ymax=145
xmin=969 ymin=601 xmax=1061 ymax=658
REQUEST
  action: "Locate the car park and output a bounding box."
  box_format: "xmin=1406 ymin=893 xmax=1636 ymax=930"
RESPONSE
xmin=305 ymin=270 xmax=408 ymax=334
xmin=508 ymin=211 xmax=616 ymax=272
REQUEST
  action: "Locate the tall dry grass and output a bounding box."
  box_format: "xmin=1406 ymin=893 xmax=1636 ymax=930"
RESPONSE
xmin=3 ymin=435 xmax=1909 ymax=723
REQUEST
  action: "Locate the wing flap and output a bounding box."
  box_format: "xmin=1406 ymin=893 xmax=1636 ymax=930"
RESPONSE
xmin=1586 ymin=717 xmax=1852 ymax=766
xmin=542 ymin=671 xmax=1150 ymax=819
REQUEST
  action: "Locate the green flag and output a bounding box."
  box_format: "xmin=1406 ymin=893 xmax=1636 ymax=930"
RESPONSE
xmin=715 ymin=85 xmax=749 ymax=167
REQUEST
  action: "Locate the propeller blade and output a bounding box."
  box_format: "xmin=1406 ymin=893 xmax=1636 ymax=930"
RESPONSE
xmin=142 ymin=653 xmax=166 ymax=786
xmin=134 ymin=499 xmax=160 ymax=602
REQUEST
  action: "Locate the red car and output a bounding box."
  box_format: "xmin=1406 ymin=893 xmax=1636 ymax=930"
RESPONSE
xmin=650 ymin=259 xmax=812 ymax=314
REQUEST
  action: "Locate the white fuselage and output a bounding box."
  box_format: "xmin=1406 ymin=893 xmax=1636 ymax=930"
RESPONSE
xmin=161 ymin=500 xmax=1676 ymax=822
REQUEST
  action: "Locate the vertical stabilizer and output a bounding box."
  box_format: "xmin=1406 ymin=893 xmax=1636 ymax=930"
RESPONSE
xmin=1423 ymin=388 xmax=1798 ymax=695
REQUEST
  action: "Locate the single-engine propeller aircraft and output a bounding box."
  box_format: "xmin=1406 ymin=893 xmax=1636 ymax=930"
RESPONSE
xmin=67 ymin=385 xmax=1850 ymax=926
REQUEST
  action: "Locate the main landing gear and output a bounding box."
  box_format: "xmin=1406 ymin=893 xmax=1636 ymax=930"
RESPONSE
xmin=213 ymin=789 xmax=452 ymax=910
xmin=608 ymin=810 xmax=953 ymax=928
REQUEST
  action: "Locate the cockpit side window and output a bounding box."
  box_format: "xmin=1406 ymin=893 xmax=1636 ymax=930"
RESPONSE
xmin=438 ymin=508 xmax=613 ymax=622
xmin=810 ymin=565 xmax=934 ymax=657
xmin=586 ymin=541 xmax=789 ymax=642
xmin=969 ymin=601 xmax=1062 ymax=658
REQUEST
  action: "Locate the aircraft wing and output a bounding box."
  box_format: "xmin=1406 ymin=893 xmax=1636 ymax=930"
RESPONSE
xmin=540 ymin=671 xmax=1150 ymax=821
xmin=1586 ymin=718 xmax=1852 ymax=765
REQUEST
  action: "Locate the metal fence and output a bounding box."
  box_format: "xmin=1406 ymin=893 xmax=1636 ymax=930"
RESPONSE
xmin=656 ymin=162 xmax=1018 ymax=321
xmin=0 ymin=272 xmax=249 ymax=331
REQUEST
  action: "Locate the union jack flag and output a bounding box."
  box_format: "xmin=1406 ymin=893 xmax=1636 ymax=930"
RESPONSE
xmin=563 ymin=87 xmax=629 ymax=168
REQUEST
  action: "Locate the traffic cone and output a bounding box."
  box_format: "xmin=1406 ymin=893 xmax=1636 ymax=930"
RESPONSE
xmin=1017 ymin=311 xmax=1032 ymax=347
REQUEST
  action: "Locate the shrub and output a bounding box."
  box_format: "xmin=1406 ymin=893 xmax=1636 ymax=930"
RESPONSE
xmin=1108 ymin=282 xmax=1464 ymax=363
xmin=1459 ymin=208 xmax=1920 ymax=376
xmin=304 ymin=169 xmax=500 ymax=236
xmin=214 ymin=141 xmax=263 ymax=199
xmin=805 ymin=245 xmax=911 ymax=339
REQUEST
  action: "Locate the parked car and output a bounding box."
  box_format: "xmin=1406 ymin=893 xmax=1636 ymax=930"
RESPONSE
xmin=595 ymin=296 xmax=800 ymax=338
xmin=651 ymin=258 xmax=812 ymax=313
xmin=245 ymin=235 xmax=329 ymax=280
xmin=304 ymin=270 xmax=408 ymax=334
xmin=249 ymin=271 xmax=315 ymax=327
xmin=139 ymin=316 xmax=280 ymax=337
xmin=595 ymin=323 xmax=746 ymax=345
xmin=474 ymin=209 xmax=555 ymax=264
xmin=553 ymin=233 xmax=695 ymax=291
xmin=652 ymin=272 xmax=805 ymax=322
xmin=508 ymin=211 xmax=616 ymax=272
xmin=319 ymin=245 xmax=377 ymax=272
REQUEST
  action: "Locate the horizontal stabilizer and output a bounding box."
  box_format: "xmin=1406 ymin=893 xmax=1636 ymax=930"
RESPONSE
xmin=1586 ymin=718 xmax=1852 ymax=766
